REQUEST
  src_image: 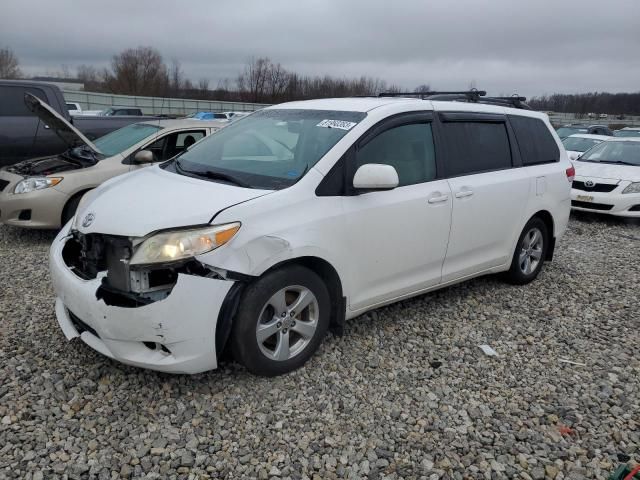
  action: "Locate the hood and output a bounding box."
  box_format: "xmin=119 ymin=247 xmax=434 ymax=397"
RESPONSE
xmin=24 ymin=93 xmax=102 ymax=154
xmin=75 ymin=166 xmax=272 ymax=237
xmin=574 ymin=160 xmax=640 ymax=183
xmin=7 ymin=154 xmax=83 ymax=176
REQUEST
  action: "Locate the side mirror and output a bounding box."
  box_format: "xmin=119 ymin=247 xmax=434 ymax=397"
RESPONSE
xmin=133 ymin=150 xmax=155 ymax=164
xmin=353 ymin=164 xmax=399 ymax=191
xmin=568 ymin=152 xmax=578 ymax=161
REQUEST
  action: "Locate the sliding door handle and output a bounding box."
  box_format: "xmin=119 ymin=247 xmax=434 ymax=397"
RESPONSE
xmin=455 ymin=190 xmax=474 ymax=199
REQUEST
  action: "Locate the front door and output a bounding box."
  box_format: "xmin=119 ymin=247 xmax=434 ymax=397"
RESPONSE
xmin=340 ymin=115 xmax=452 ymax=311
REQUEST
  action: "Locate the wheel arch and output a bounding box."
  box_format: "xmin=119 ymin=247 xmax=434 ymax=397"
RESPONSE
xmin=530 ymin=209 xmax=555 ymax=260
xmin=61 ymin=188 xmax=93 ymax=226
xmin=214 ymin=255 xmax=346 ymax=361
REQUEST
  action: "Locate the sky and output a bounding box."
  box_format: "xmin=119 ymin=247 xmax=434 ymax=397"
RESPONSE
xmin=2 ymin=0 xmax=640 ymax=98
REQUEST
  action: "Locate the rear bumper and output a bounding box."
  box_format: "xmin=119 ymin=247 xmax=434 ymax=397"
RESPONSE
xmin=0 ymin=171 xmax=68 ymax=229
xmin=49 ymin=228 xmax=235 ymax=374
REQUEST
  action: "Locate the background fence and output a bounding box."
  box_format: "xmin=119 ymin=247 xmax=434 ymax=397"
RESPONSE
xmin=62 ymin=90 xmax=269 ymax=115
xmin=547 ymin=112 xmax=640 ymax=128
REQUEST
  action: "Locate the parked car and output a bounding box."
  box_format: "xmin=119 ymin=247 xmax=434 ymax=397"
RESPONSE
xmin=613 ymin=127 xmax=640 ymax=138
xmin=223 ymin=111 xmax=251 ymax=120
xmin=99 ymin=107 xmax=144 ymax=116
xmin=561 ymin=134 xmax=610 ymax=160
xmin=0 ymin=80 xmax=163 ymax=167
xmin=556 ymin=124 xmax=613 ymax=139
xmin=571 ymin=138 xmax=640 ymax=217
xmin=0 ymin=94 xmax=226 ymax=229
xmin=66 ymin=102 xmax=83 ymax=116
xmin=187 ymin=111 xmax=229 ymax=120
xmin=49 ymin=96 xmax=572 ymax=376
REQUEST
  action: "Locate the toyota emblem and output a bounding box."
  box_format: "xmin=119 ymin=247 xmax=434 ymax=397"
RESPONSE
xmin=82 ymin=213 xmax=95 ymax=228
xmin=584 ymin=180 xmax=595 ymax=188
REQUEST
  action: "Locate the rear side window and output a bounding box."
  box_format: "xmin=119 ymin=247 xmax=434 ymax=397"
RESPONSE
xmin=510 ymin=116 xmax=560 ymax=165
xmin=0 ymin=86 xmax=48 ymax=116
xmin=356 ymin=123 xmax=436 ymax=186
xmin=440 ymin=121 xmax=512 ymax=177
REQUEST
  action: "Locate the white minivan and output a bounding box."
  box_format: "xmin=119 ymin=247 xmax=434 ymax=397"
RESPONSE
xmin=49 ymin=95 xmax=573 ymax=376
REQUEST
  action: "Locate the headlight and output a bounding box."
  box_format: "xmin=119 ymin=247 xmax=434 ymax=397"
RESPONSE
xmin=14 ymin=177 xmax=63 ymax=194
xmin=622 ymin=182 xmax=640 ymax=194
xmin=130 ymin=223 xmax=241 ymax=265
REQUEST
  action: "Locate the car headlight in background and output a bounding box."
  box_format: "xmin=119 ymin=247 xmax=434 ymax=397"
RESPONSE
xmin=14 ymin=177 xmax=63 ymax=194
xmin=130 ymin=223 xmax=241 ymax=265
xmin=622 ymin=182 xmax=640 ymax=194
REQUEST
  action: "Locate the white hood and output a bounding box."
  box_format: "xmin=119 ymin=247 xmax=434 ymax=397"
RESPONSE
xmin=574 ymin=160 xmax=640 ymax=183
xmin=75 ymin=166 xmax=272 ymax=237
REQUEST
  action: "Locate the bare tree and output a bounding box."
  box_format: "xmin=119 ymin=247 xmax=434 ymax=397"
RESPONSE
xmin=104 ymin=46 xmax=168 ymax=96
xmin=0 ymin=47 xmax=22 ymax=79
xmin=414 ymin=84 xmax=432 ymax=93
xmin=237 ymin=57 xmax=271 ymax=102
xmin=169 ymin=58 xmax=183 ymax=96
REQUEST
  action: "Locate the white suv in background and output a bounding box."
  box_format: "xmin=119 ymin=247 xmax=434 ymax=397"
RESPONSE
xmin=49 ymin=95 xmax=572 ymax=376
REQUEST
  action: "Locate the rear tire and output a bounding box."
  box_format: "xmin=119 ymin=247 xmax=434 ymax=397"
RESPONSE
xmin=230 ymin=265 xmax=330 ymax=376
xmin=503 ymin=217 xmax=549 ymax=285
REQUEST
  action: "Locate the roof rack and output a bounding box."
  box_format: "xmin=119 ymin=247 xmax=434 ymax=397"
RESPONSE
xmin=377 ymin=89 xmax=531 ymax=110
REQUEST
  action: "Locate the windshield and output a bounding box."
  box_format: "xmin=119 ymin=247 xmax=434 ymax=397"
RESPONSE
xmin=172 ymin=109 xmax=366 ymax=189
xmin=557 ymin=127 xmax=588 ymax=138
xmin=614 ymin=130 xmax=640 ymax=138
xmin=562 ymin=136 xmax=603 ymax=152
xmin=579 ymin=141 xmax=640 ymax=166
xmin=93 ymin=123 xmax=162 ymax=157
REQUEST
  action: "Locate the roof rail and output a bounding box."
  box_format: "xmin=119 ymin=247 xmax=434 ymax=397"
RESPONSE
xmin=379 ymin=89 xmax=487 ymax=100
xmin=377 ymin=89 xmax=531 ymax=110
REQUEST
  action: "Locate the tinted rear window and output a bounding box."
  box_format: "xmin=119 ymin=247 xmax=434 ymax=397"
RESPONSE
xmin=0 ymin=86 xmax=48 ymax=116
xmin=510 ymin=116 xmax=560 ymax=165
xmin=441 ymin=121 xmax=512 ymax=177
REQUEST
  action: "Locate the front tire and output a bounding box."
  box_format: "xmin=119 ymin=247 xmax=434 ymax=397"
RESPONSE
xmin=504 ymin=217 xmax=549 ymax=285
xmin=230 ymin=265 xmax=330 ymax=376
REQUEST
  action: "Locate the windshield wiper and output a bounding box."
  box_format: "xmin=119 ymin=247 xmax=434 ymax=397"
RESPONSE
xmin=175 ymin=159 xmax=251 ymax=188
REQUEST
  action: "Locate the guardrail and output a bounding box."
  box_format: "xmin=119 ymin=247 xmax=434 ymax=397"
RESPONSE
xmin=62 ymin=90 xmax=270 ymax=115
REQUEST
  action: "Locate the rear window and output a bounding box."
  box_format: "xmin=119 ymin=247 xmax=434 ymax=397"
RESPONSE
xmin=440 ymin=121 xmax=512 ymax=177
xmin=510 ymin=116 xmax=560 ymax=165
xmin=0 ymin=86 xmax=49 ymax=116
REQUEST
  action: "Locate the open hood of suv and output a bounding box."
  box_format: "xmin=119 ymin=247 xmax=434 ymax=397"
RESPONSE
xmin=24 ymin=93 xmax=102 ymax=154
xmin=74 ymin=166 xmax=273 ymax=237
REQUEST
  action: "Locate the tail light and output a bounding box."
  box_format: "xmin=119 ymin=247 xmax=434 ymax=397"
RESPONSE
xmin=566 ymin=164 xmax=575 ymax=183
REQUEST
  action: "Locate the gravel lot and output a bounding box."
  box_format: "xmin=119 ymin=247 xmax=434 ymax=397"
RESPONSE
xmin=1 ymin=213 xmax=639 ymax=480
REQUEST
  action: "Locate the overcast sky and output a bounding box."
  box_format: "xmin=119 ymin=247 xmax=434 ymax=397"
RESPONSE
xmin=3 ymin=0 xmax=640 ymax=97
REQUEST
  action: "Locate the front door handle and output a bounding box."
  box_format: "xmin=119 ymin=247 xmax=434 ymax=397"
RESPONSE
xmin=455 ymin=190 xmax=474 ymax=199
xmin=427 ymin=194 xmax=449 ymax=204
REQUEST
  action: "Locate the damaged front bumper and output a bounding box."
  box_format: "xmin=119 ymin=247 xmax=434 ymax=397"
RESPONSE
xmin=49 ymin=228 xmax=235 ymax=374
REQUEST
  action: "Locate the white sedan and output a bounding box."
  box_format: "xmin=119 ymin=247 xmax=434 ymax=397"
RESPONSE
xmin=571 ymin=138 xmax=640 ymax=217
xmin=562 ymin=134 xmax=610 ymax=161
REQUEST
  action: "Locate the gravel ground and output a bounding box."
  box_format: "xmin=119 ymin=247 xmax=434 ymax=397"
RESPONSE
xmin=0 ymin=213 xmax=639 ymax=480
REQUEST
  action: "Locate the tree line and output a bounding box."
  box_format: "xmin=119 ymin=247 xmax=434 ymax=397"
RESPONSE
xmin=2 ymin=45 xmax=639 ymax=114
xmin=528 ymin=92 xmax=640 ymax=117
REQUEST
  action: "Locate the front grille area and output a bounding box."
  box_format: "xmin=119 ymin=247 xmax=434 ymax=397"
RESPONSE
xmin=68 ymin=309 xmax=100 ymax=338
xmin=62 ymin=231 xmax=132 ymax=284
xmin=0 ymin=179 xmax=9 ymax=192
xmin=572 ymin=180 xmax=618 ymax=193
xmin=571 ymin=200 xmax=614 ymax=211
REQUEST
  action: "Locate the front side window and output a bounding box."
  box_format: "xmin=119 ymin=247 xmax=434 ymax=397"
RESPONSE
xmin=172 ymin=109 xmax=366 ymax=189
xmin=579 ymin=141 xmax=640 ymax=166
xmin=441 ymin=121 xmax=512 ymax=177
xmin=562 ymin=136 xmax=603 ymax=153
xmin=93 ymin=123 xmax=162 ymax=157
xmin=355 ymin=123 xmax=436 ymax=186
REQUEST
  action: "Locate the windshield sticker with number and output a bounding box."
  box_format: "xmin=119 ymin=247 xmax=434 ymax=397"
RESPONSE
xmin=316 ymin=119 xmax=357 ymax=130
